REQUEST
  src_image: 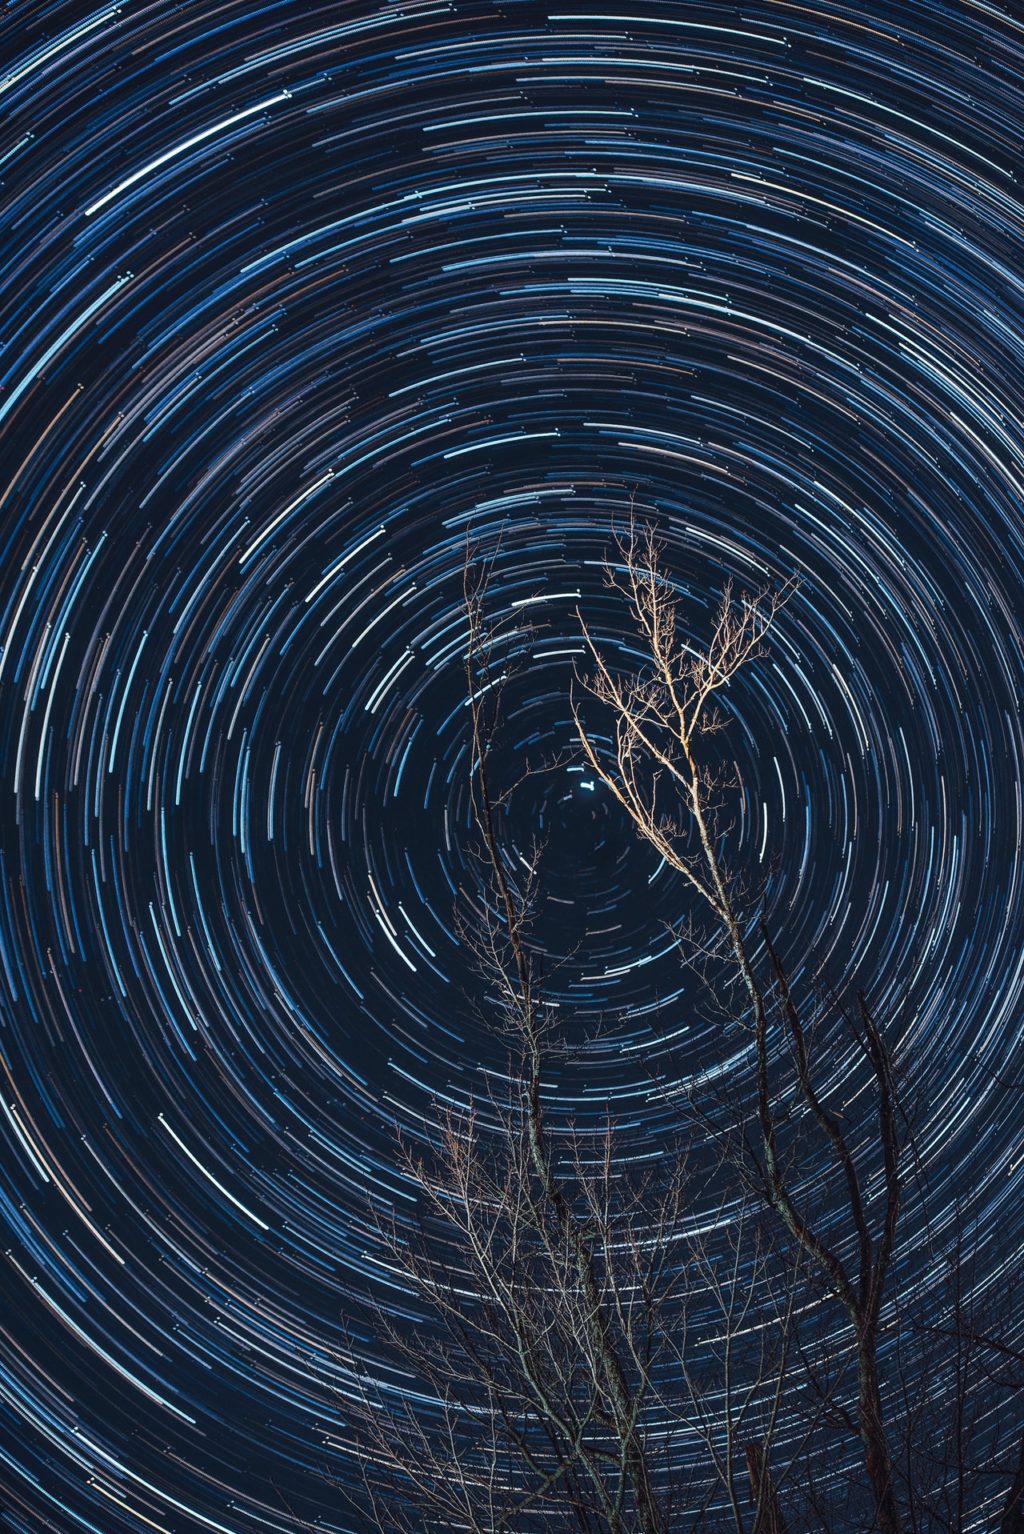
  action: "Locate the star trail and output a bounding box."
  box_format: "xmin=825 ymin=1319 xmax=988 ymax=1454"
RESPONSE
xmin=1 ymin=0 xmax=1024 ymax=1529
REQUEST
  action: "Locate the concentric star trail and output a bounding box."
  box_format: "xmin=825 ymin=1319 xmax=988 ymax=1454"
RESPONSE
xmin=2 ymin=1 xmax=1024 ymax=1529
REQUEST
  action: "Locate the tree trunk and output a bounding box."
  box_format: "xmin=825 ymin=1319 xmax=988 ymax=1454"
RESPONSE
xmin=746 ymin=1441 xmax=788 ymax=1534
xmin=858 ymin=1344 xmax=902 ymax=1534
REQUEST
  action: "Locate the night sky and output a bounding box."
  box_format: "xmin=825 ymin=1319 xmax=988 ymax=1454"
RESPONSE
xmin=2 ymin=1 xmax=1024 ymax=1530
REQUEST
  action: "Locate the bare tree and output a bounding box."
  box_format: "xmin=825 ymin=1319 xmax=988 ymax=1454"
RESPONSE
xmin=573 ymin=521 xmax=906 ymax=1534
xmin=344 ymin=557 xmax=674 ymax=1533
xmin=343 ymin=527 xmax=1022 ymax=1534
xmin=342 ymin=550 xmax=803 ymax=1534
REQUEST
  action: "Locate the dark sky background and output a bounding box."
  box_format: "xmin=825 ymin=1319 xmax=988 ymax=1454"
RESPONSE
xmin=2 ymin=1 xmax=1024 ymax=1529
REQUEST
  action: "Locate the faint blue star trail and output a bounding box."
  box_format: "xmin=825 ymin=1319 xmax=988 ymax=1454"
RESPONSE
xmin=1 ymin=1 xmax=1024 ymax=1530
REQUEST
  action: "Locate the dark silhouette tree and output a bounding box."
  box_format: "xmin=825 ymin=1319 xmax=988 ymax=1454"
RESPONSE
xmin=574 ymin=523 xmax=903 ymax=1533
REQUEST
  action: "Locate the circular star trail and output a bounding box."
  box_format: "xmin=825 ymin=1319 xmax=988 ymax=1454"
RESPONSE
xmin=2 ymin=1 xmax=1024 ymax=1529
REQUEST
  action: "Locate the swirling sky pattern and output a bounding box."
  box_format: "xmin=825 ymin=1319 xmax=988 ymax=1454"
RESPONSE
xmin=2 ymin=0 xmax=1024 ymax=1529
